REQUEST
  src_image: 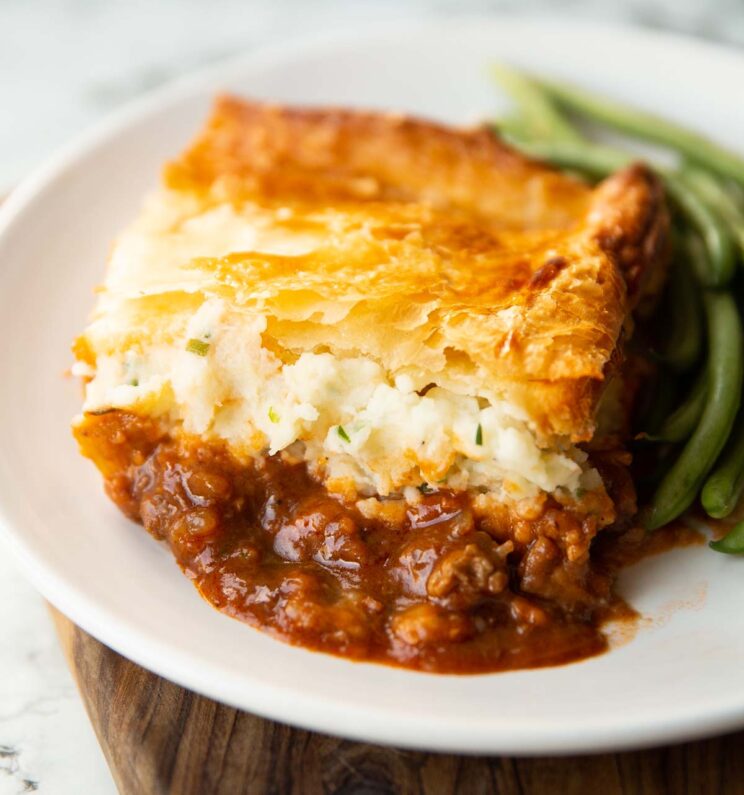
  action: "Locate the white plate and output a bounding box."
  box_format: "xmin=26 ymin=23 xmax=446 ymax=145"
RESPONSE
xmin=1 ymin=17 xmax=744 ymax=756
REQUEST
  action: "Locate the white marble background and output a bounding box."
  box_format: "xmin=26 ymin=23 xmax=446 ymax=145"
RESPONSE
xmin=1 ymin=1 xmax=743 ymax=792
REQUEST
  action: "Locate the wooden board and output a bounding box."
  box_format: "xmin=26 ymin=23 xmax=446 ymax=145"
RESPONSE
xmin=51 ymin=608 xmax=744 ymax=795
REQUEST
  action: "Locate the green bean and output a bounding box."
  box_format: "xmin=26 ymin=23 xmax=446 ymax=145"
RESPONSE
xmin=647 ymin=370 xmax=707 ymax=443
xmin=655 ymin=258 xmax=702 ymax=371
xmin=662 ymin=175 xmax=736 ymax=287
xmin=640 ymin=368 xmax=679 ymax=440
xmin=643 ymin=291 xmax=744 ymax=530
xmin=701 ymin=408 xmax=744 ymax=518
xmin=493 ymin=115 xmax=543 ymax=144
xmin=538 ymin=78 xmax=744 ymax=187
xmin=500 ymin=138 xmax=629 ymax=179
xmin=682 ymin=231 xmax=712 ymax=286
xmin=680 ymin=164 xmax=744 ymax=259
xmin=710 ymin=521 xmax=744 ymax=555
xmin=490 ymin=65 xmax=583 ymax=144
xmin=725 ymin=178 xmax=744 ymax=212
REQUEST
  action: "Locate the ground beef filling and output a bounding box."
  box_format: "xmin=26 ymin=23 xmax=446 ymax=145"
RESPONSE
xmin=76 ymin=412 xmax=641 ymax=673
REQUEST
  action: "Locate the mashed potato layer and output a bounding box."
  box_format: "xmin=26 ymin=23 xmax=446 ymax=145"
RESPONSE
xmin=77 ymin=297 xmax=596 ymax=500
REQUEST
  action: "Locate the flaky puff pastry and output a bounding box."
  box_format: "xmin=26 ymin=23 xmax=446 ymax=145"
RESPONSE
xmin=79 ymin=97 xmax=669 ymax=444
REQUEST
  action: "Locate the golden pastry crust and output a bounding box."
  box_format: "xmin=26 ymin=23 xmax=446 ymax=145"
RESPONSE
xmin=165 ymin=96 xmax=593 ymax=231
xmin=81 ymin=97 xmax=669 ymax=443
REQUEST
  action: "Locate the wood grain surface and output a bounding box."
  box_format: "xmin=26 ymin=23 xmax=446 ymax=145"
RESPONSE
xmin=50 ymin=608 xmax=744 ymax=795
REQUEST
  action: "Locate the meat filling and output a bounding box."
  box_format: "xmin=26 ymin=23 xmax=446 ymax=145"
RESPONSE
xmin=75 ymin=411 xmax=646 ymax=673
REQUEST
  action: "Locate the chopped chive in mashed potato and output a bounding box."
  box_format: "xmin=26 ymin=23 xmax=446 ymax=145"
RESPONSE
xmin=81 ymin=298 xmax=597 ymax=501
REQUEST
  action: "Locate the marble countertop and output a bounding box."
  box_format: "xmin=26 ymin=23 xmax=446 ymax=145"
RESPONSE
xmin=0 ymin=555 xmax=113 ymax=794
xmin=1 ymin=1 xmax=743 ymax=792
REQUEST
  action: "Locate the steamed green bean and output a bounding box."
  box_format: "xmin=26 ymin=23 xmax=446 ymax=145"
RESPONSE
xmin=680 ymin=164 xmax=744 ymax=259
xmin=701 ymin=408 xmax=744 ymax=519
xmin=663 ymin=175 xmax=736 ymax=287
xmin=539 ymin=78 xmax=744 ymax=187
xmin=648 ymin=370 xmax=707 ymax=444
xmin=656 ymin=259 xmax=702 ymax=371
xmin=497 ymin=138 xmax=627 ymax=179
xmin=643 ymin=292 xmax=743 ymax=529
xmin=710 ymin=521 xmax=744 ymax=555
xmin=491 ymin=65 xmax=583 ymax=144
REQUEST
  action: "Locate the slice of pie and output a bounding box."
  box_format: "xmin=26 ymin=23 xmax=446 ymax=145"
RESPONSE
xmin=72 ymin=98 xmax=668 ymax=672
